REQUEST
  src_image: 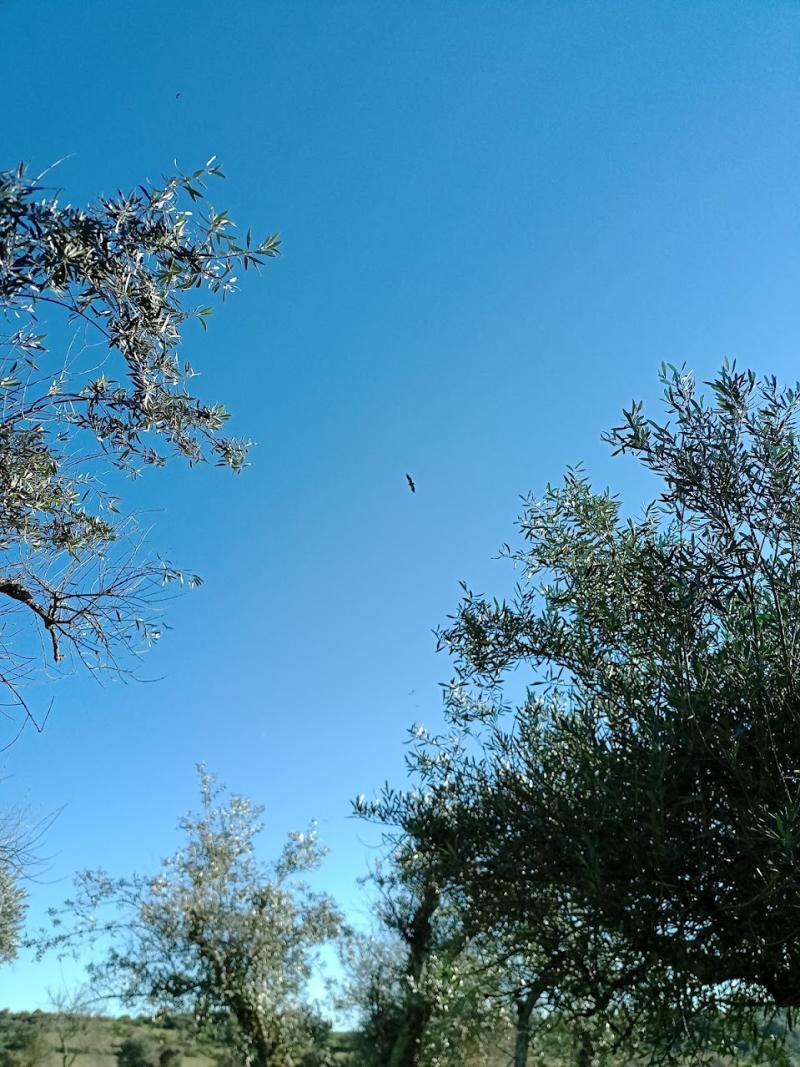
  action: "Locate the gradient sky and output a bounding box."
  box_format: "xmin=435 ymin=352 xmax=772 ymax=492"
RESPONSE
xmin=2 ymin=0 xmax=800 ymax=1010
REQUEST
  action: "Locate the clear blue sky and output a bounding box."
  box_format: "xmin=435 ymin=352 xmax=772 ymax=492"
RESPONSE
xmin=2 ymin=0 xmax=800 ymax=1010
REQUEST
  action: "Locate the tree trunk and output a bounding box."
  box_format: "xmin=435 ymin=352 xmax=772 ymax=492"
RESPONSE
xmin=386 ymin=883 xmax=440 ymax=1067
xmin=512 ymin=989 xmax=537 ymax=1067
xmin=386 ymin=1000 xmax=430 ymax=1067
xmin=575 ymin=1030 xmax=593 ymax=1067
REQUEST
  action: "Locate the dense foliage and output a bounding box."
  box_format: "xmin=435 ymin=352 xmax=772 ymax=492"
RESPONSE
xmin=351 ymin=785 xmax=511 ymax=1067
xmin=432 ymin=364 xmax=800 ymax=1061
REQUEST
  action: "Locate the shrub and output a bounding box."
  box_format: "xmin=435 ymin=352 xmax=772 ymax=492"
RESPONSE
xmin=116 ymin=1037 xmax=157 ymax=1067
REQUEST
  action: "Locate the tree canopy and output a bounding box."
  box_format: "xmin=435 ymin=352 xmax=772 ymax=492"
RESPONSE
xmin=0 ymin=160 xmax=278 ymax=727
xmin=432 ymin=363 xmax=800 ymax=1061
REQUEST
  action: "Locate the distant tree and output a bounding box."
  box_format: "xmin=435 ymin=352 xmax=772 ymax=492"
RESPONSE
xmin=37 ymin=767 xmax=342 ymax=1067
xmin=48 ymin=986 xmax=94 ymax=1067
xmin=341 ymin=931 xmax=407 ymax=1066
xmin=0 ymin=160 xmax=279 ymax=729
xmin=437 ymin=363 xmax=800 ymax=1061
xmin=155 ymin=1014 xmax=183 ymax=1032
xmin=351 ymin=782 xmax=504 ymax=1067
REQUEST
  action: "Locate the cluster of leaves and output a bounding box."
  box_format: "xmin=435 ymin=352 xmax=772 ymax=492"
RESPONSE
xmin=0 ymin=159 xmax=278 ymax=726
xmin=0 ymin=849 xmax=24 ymax=964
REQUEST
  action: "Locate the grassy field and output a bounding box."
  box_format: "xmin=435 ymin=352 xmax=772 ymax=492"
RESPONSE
xmin=1 ymin=1012 xmax=219 ymax=1067
xmin=0 ymin=1011 xmax=528 ymax=1067
xmin=1 ymin=1010 xmax=797 ymax=1067
xmin=0 ymin=1012 xmax=359 ymax=1067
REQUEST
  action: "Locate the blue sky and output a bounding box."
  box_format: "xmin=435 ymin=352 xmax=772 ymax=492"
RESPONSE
xmin=2 ymin=0 xmax=800 ymax=1010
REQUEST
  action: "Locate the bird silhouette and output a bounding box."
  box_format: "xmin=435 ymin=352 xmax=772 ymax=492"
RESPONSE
xmin=406 ymin=473 xmax=416 ymax=493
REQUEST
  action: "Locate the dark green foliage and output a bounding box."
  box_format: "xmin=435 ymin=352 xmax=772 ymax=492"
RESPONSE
xmin=350 ymin=786 xmax=509 ymax=1067
xmin=214 ymin=1053 xmax=243 ymax=1067
xmin=116 ymin=1037 xmax=158 ymax=1067
xmin=349 ymin=997 xmax=406 ymax=1067
xmin=0 ymin=1017 xmax=48 ymax=1067
xmin=434 ymin=363 xmax=800 ymax=1061
xmin=158 ymin=1047 xmax=183 ymax=1067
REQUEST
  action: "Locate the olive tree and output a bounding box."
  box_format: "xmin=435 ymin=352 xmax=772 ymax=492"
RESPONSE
xmin=0 ymin=841 xmax=24 ymax=963
xmin=344 ymin=926 xmax=509 ymax=1067
xmin=36 ymin=768 xmax=342 ymax=1067
xmin=379 ymin=725 xmax=631 ymax=1067
xmin=0 ymin=159 xmax=276 ymax=959
xmin=0 ymin=160 xmax=278 ymax=727
xmin=437 ymin=363 xmax=800 ymax=1061
xmin=47 ymin=986 xmax=94 ymax=1067
xmin=0 ymin=802 xmax=56 ymax=961
xmin=352 ymin=775 xmax=510 ymax=1067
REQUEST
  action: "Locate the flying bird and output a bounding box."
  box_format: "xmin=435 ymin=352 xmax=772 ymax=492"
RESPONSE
xmin=406 ymin=473 xmax=416 ymax=493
